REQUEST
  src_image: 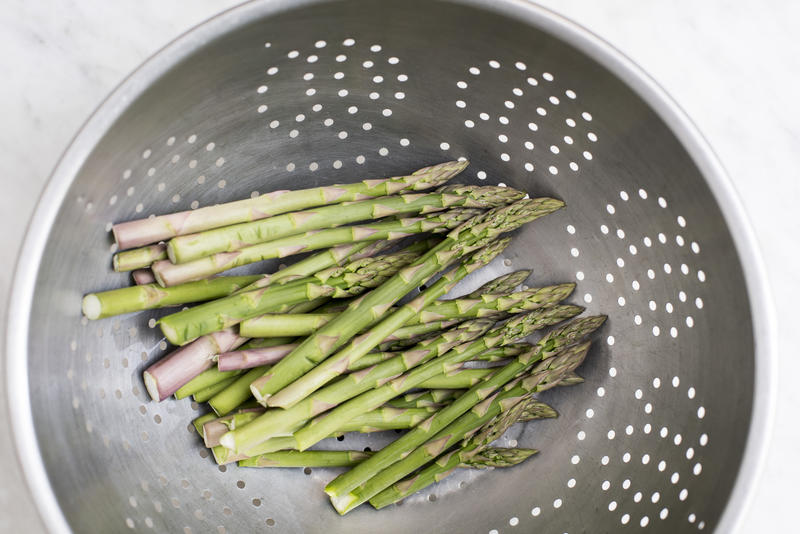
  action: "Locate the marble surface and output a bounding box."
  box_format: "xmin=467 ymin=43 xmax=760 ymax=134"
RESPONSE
xmin=1 ymin=0 xmax=797 ymax=531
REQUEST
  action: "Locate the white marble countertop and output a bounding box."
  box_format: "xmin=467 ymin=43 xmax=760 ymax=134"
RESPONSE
xmin=1 ymin=0 xmax=798 ymax=532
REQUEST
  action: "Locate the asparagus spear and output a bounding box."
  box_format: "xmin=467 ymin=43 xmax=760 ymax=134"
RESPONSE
xmin=217 ymin=344 xmax=297 ymax=372
xmin=339 ymin=341 xmax=593 ymax=513
xmin=407 ymin=284 xmax=576 ymax=325
xmin=131 ymin=269 xmax=155 ymax=285
xmin=207 ymin=405 xmax=439 ymax=459
xmin=208 ymin=366 xmax=268 ymax=416
xmin=238 ymin=450 xmax=372 ymax=468
xmin=247 ymin=198 xmax=564 ymax=407
xmin=176 ymin=368 xmax=243 ymax=399
xmin=237 ymin=283 xmax=573 ymax=338
xmin=234 ymin=239 xmax=425 ymax=297
xmin=264 ymin=239 xmax=512 ymax=409
xmin=225 ymin=320 xmax=495 ymax=452
xmin=417 ymin=368 xmax=493 ymax=389
xmin=324 ymin=315 xmax=604 ymax=502
xmin=179 ymin=337 xmax=298 ymax=400
xmin=81 ymin=275 xmax=261 ymax=320
xmin=168 ymin=185 xmax=523 ymax=263
xmin=290 ymin=306 xmax=581 ymax=454
xmin=369 ymin=398 xmax=556 ymax=509
xmin=372 ymin=340 xmax=530 ymax=368
xmin=112 ymin=244 xmax=167 ymax=272
xmin=385 ymin=389 xmax=463 ymax=409
xmin=192 ymin=413 xmax=218 ymax=436
xmin=152 ymin=209 xmax=479 ymax=286
xmin=112 ymin=160 xmax=467 ymax=250
xmin=143 ymin=329 xmax=247 ymax=401
xmin=239 ymin=337 xmax=297 ymax=350
xmin=159 ymin=247 xmax=422 ymax=346
xmin=237 ymin=446 xmax=538 ymax=470
xmin=192 ymin=376 xmax=239 ymax=402
xmin=466 ymin=270 xmax=531 ymax=298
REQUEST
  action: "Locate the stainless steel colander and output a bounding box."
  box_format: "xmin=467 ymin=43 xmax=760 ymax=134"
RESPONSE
xmin=5 ymin=0 xmax=776 ymax=532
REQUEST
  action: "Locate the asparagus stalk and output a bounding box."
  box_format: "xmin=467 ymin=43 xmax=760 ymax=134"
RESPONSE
xmin=237 ymin=282 xmax=573 ymax=339
xmin=239 ymin=450 xmax=372 ymax=468
xmin=192 ymin=376 xmax=239 ymax=402
xmin=207 ymin=405 xmax=437 ymax=452
xmin=239 ymin=314 xmax=334 ymax=338
xmin=239 ymin=337 xmax=296 ymax=350
xmin=143 ymin=329 xmax=247 ymax=401
xmin=182 ymin=338 xmax=297 ymax=401
xmin=112 ymin=244 xmax=167 ymax=272
xmin=159 ymin=247 xmax=421 ymax=345
xmin=339 ymin=341 xmax=593 ymax=513
xmin=466 ymin=270 xmax=531 ymax=298
xmin=168 ymin=185 xmax=522 ymax=263
xmin=203 ymin=411 xmax=264 ymax=447
xmin=369 ymin=398 xmax=555 ymax=509
xmin=192 ymin=413 xmax=218 ymax=436
xmin=407 ymin=284 xmax=576 ymax=325
xmin=208 ymin=366 xmax=268 ymax=416
xmin=131 ymin=269 xmax=156 ymax=285
xmin=324 ymin=315 xmax=604 ymax=501
xmin=247 ymin=198 xmax=564 ymax=406
xmin=217 ymin=344 xmax=297 ymax=372
xmin=264 ymin=239 xmax=512 ymax=409
xmin=152 ymin=209 xmax=479 ymax=286
xmin=417 ymin=368 xmax=493 ymax=389
xmin=472 ymin=343 xmax=532 ymax=362
xmin=234 ymin=239 xmax=425 ymax=297
xmin=335 ymin=406 xmax=438 ymax=434
xmin=385 ymin=389 xmax=463 ymax=409
xmin=237 ymin=446 xmax=538 ymax=470
xmin=113 ymin=161 xmax=466 ymax=250
xmin=328 ymin=350 xmax=400 ymax=373
xmin=225 ymin=320 xmax=495 ymax=452
xmin=291 ymin=306 xmax=581 ymax=454
xmin=81 ymin=275 xmax=261 ymax=320
xmin=175 ymin=367 xmax=243 ymax=399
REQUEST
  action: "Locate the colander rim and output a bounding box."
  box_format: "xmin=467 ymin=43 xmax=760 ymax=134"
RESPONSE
xmin=4 ymin=1 xmax=777 ymax=533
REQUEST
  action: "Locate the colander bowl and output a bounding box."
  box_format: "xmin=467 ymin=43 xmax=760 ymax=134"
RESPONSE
xmin=5 ymin=0 xmax=776 ymax=532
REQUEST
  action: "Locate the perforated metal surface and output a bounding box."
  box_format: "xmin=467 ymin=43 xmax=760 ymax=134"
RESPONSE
xmin=5 ymin=1 xmax=773 ymax=533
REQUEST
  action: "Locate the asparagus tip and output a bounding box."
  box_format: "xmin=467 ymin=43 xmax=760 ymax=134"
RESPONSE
xmin=81 ymin=294 xmax=101 ymax=320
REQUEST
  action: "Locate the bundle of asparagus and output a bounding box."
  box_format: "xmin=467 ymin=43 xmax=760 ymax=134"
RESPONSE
xmin=82 ymin=160 xmax=607 ymax=514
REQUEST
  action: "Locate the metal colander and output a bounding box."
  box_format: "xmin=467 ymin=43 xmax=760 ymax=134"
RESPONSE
xmin=5 ymin=0 xmax=775 ymax=532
